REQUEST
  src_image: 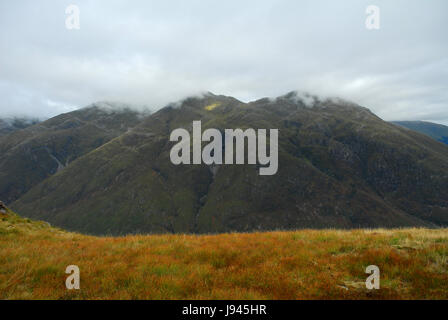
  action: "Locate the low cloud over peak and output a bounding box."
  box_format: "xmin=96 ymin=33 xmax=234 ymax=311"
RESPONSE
xmin=0 ymin=1 xmax=447 ymax=124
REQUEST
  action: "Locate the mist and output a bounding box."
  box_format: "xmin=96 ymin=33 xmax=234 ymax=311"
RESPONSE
xmin=0 ymin=0 xmax=447 ymax=124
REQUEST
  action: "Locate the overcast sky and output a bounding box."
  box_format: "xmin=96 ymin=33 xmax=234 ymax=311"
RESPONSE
xmin=0 ymin=0 xmax=447 ymax=124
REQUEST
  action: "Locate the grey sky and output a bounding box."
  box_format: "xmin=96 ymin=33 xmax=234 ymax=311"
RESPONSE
xmin=0 ymin=0 xmax=447 ymax=124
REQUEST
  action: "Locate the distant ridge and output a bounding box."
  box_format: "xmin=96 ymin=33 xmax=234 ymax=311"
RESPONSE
xmin=0 ymin=104 xmax=147 ymax=204
xmin=392 ymin=121 xmax=448 ymax=145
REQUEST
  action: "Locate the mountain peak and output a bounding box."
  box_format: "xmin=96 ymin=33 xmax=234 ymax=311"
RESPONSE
xmin=9 ymin=92 xmax=448 ymax=235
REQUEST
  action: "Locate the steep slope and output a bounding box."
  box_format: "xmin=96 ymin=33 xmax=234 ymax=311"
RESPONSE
xmin=392 ymin=121 xmax=448 ymax=145
xmin=11 ymin=92 xmax=448 ymax=235
xmin=0 ymin=102 xmax=147 ymax=204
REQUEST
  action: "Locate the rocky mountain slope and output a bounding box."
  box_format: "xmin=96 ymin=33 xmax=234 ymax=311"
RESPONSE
xmin=0 ymin=103 xmax=146 ymax=204
xmin=392 ymin=121 xmax=448 ymax=145
xmin=9 ymin=93 xmax=448 ymax=235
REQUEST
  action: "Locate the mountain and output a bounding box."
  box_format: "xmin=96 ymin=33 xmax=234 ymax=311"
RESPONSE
xmin=391 ymin=121 xmax=448 ymax=145
xmin=0 ymin=102 xmax=147 ymax=204
xmin=10 ymin=92 xmax=448 ymax=235
xmin=0 ymin=117 xmax=41 ymax=136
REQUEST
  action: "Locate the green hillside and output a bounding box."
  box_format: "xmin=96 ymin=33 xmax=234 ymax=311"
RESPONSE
xmin=10 ymin=93 xmax=448 ymax=235
xmin=0 ymin=103 xmax=146 ymax=204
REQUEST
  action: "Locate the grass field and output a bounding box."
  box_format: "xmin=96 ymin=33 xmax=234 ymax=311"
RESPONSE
xmin=1 ymin=210 xmax=447 ymax=299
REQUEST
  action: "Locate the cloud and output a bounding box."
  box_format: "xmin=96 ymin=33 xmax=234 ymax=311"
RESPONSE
xmin=0 ymin=0 xmax=447 ymax=124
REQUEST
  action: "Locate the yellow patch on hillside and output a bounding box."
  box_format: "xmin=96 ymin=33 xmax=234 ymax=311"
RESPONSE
xmin=204 ymin=103 xmax=221 ymax=111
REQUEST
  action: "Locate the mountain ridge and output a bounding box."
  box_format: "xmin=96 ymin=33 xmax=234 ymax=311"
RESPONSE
xmin=0 ymin=104 xmax=147 ymax=204
xmin=392 ymin=121 xmax=448 ymax=145
xmin=8 ymin=92 xmax=448 ymax=235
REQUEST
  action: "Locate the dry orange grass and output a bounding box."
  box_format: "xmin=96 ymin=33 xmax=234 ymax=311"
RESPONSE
xmin=0 ymin=212 xmax=447 ymax=299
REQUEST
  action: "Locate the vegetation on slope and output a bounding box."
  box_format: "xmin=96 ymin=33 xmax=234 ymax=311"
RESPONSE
xmin=0 ymin=211 xmax=447 ymax=299
xmin=0 ymin=103 xmax=146 ymax=204
xmin=11 ymin=93 xmax=448 ymax=235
